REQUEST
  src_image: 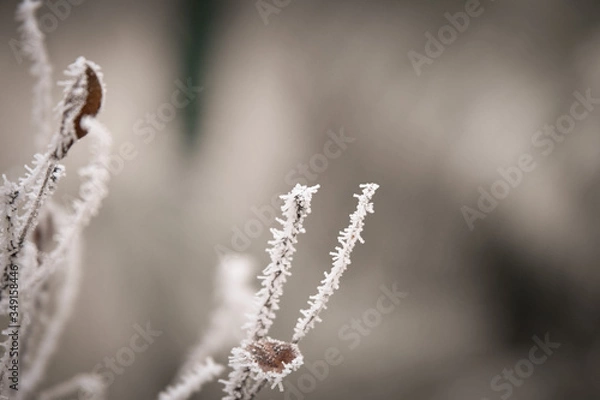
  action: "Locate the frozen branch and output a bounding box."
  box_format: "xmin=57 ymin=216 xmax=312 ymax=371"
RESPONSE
xmin=159 ymin=358 xmax=224 ymax=400
xmin=245 ymin=184 xmax=320 ymax=341
xmin=177 ymin=255 xmax=255 ymax=378
xmin=0 ymin=55 xmax=110 ymax=398
xmin=16 ymin=0 xmax=53 ymax=149
xmin=221 ymin=184 xmax=318 ymax=400
xmin=38 ymin=373 xmax=106 ymax=400
xmin=21 ymin=227 xmax=82 ymax=396
xmin=292 ymin=183 xmax=379 ymax=343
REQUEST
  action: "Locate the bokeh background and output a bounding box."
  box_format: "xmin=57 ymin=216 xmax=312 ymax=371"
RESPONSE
xmin=2 ymin=0 xmax=600 ymax=398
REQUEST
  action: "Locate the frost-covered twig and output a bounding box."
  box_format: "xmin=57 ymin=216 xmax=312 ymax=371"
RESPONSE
xmin=245 ymin=184 xmax=319 ymax=340
xmin=0 ymin=2 xmax=112 ymax=398
xmin=0 ymin=57 xmax=104 ymax=302
xmin=0 ymin=22 xmax=110 ymax=400
xmin=292 ymin=183 xmax=379 ymax=343
xmin=14 ymin=114 xmax=111 ymax=399
xmin=177 ymin=255 xmax=255 ymax=378
xmin=16 ymin=0 xmax=53 ymax=149
xmin=37 ymin=373 xmax=106 ymax=400
xmin=164 ymin=183 xmax=379 ymax=400
xmin=241 ymin=184 xmax=379 ymax=399
xmin=159 ymin=255 xmax=255 ymax=400
xmin=25 ymin=115 xmax=111 ymax=293
xmin=221 ymin=184 xmax=318 ymax=400
xmin=0 ymin=160 xmax=64 ymax=304
xmin=159 ymin=358 xmax=224 ymax=400
xmin=20 ymin=226 xmax=82 ymax=396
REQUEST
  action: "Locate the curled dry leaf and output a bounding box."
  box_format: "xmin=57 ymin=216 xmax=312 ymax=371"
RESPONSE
xmin=54 ymin=58 xmax=104 ymax=159
xmin=74 ymin=66 xmax=103 ymax=139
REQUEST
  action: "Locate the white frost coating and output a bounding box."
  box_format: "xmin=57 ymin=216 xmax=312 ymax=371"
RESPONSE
xmin=0 ymin=56 xmax=105 ymax=295
xmin=177 ymin=255 xmax=255 ymax=378
xmin=20 ymin=231 xmax=83 ymax=396
xmin=0 ymin=113 xmax=112 ymax=395
xmin=0 ymin=242 xmax=36 ymax=395
xmin=159 ymin=358 xmax=224 ymax=400
xmin=24 ymin=116 xmax=111 ymax=295
xmin=159 ymin=183 xmax=380 ymax=400
xmin=1 ymin=2 xmax=113 ymax=398
xmin=221 ymin=184 xmax=318 ymax=400
xmin=0 ymin=179 xmax=15 ymax=274
xmin=0 ymin=156 xmax=65 ymax=311
xmin=244 ymin=184 xmax=320 ymax=341
xmin=292 ymin=183 xmax=379 ymax=343
xmin=16 ymin=0 xmax=53 ymax=149
xmin=38 ymin=373 xmax=106 ymax=400
xmin=161 ymin=255 xmax=255 ymax=400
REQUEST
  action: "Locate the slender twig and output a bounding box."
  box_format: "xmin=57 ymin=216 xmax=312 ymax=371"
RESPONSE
xmin=292 ymin=183 xmax=379 ymax=343
xmin=221 ymin=185 xmax=318 ymax=400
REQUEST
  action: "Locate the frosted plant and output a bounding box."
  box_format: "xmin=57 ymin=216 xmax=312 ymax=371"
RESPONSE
xmin=0 ymin=1 xmax=113 ymax=398
xmin=157 ymin=183 xmax=379 ymax=400
xmin=159 ymin=358 xmax=225 ymax=400
xmin=292 ymin=183 xmax=380 ymax=343
xmin=221 ymin=183 xmax=379 ymax=400
xmin=177 ymin=255 xmax=255 ymax=376
xmin=220 ymin=184 xmax=319 ymax=399
xmin=37 ymin=373 xmax=106 ymax=400
xmin=20 ymin=210 xmax=83 ymax=396
xmin=245 ymin=184 xmax=320 ymax=341
xmin=16 ymin=0 xmax=53 ymax=149
xmin=159 ymin=255 xmax=255 ymax=400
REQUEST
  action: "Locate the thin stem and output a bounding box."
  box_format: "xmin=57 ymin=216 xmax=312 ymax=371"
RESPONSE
xmin=16 ymin=161 xmax=57 ymax=249
xmin=292 ymin=183 xmax=379 ymax=343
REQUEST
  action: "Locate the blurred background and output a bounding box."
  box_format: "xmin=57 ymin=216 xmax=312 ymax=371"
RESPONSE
xmin=2 ymin=0 xmax=600 ymax=398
